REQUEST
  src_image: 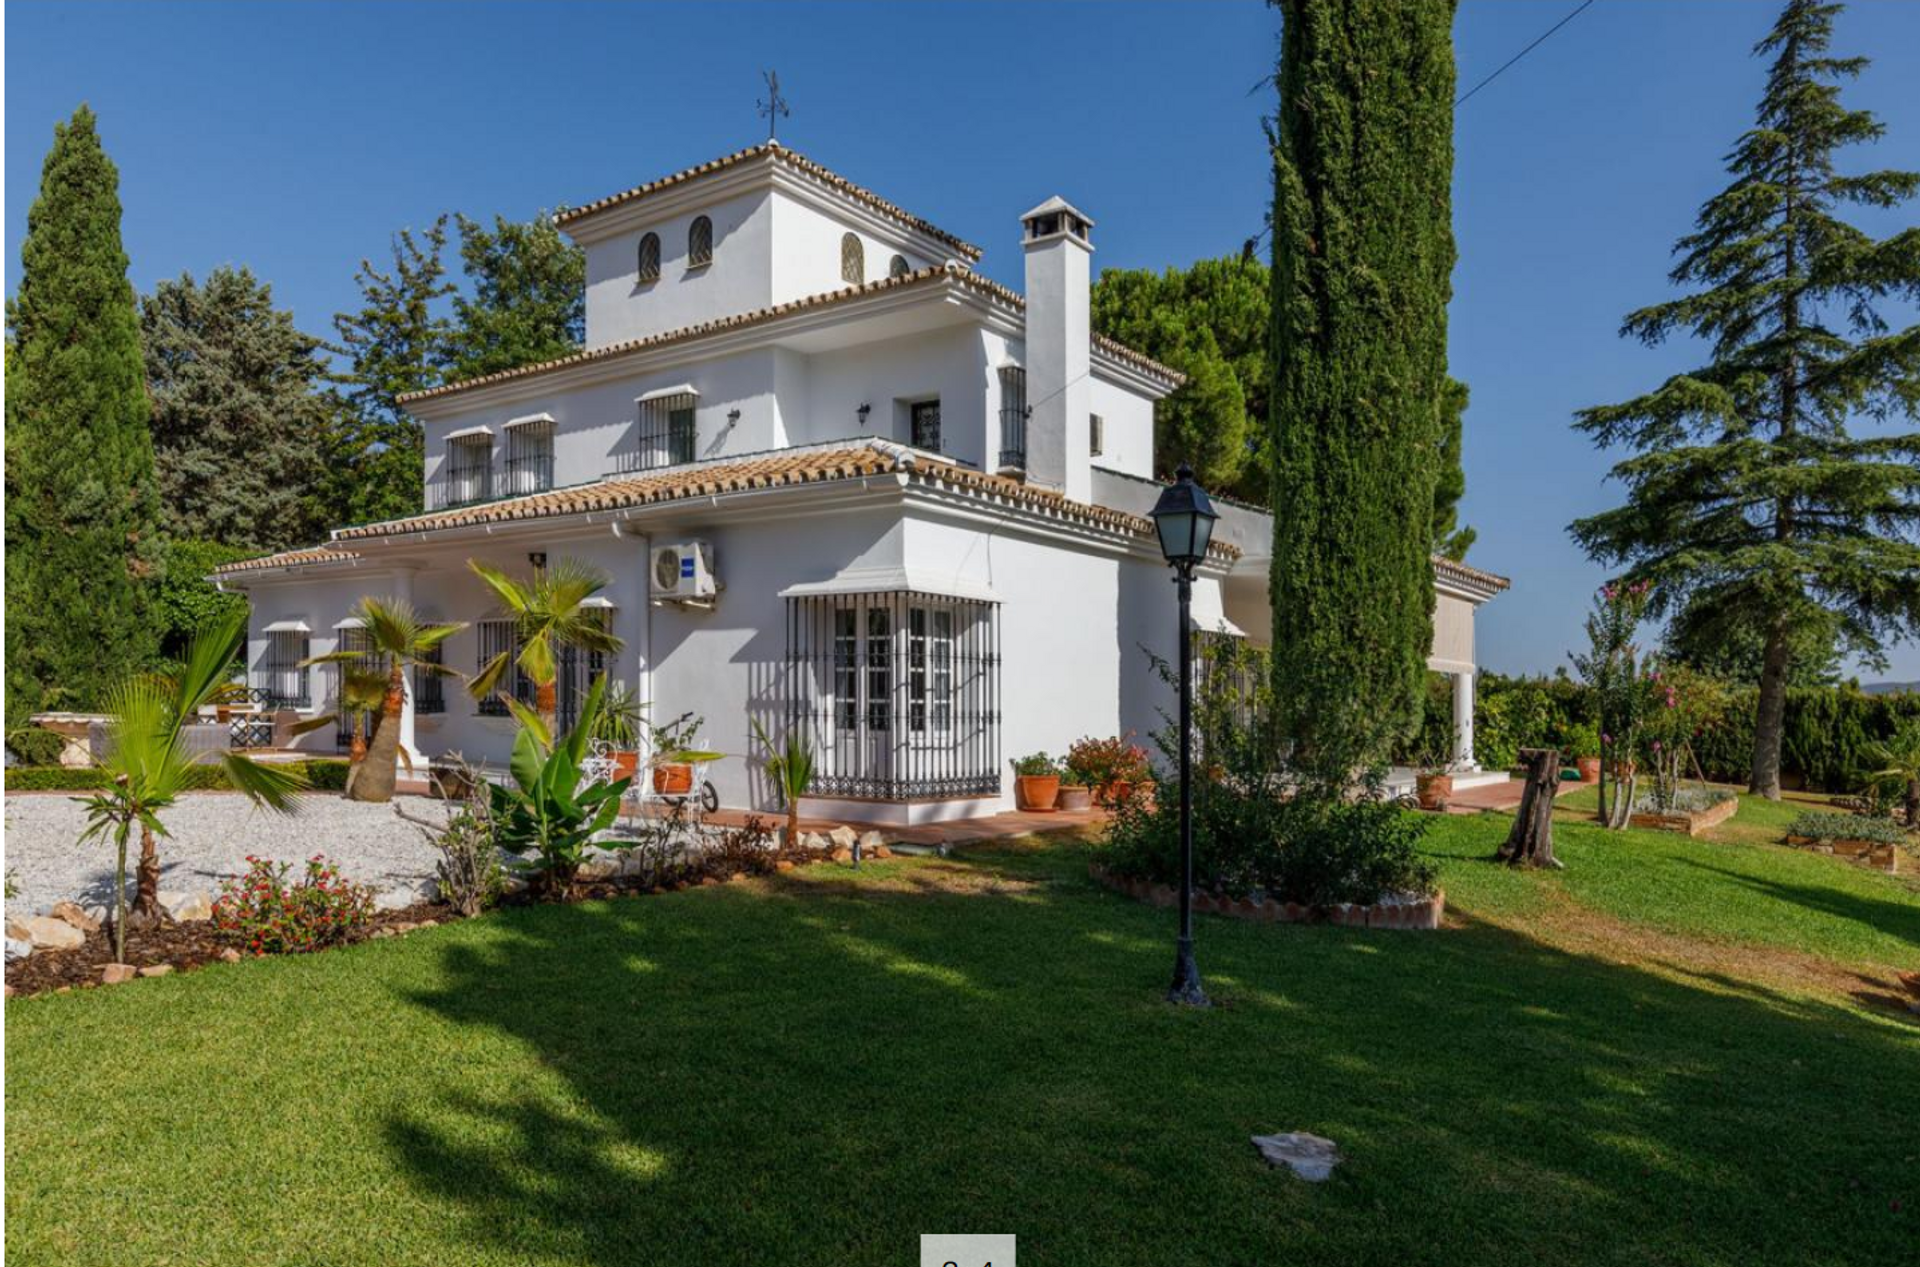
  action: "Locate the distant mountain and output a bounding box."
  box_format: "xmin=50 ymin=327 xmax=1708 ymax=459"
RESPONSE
xmin=1863 ymin=681 xmax=1920 ymax=696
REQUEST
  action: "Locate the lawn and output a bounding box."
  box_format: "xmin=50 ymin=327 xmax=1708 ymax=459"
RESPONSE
xmin=7 ymin=801 xmax=1918 ymax=1266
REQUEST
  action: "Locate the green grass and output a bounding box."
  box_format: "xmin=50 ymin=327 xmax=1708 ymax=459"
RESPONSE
xmin=8 ymin=805 xmax=1919 ymax=1266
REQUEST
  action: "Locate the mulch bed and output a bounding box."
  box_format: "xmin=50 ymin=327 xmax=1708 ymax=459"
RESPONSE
xmin=5 ymin=902 xmax=448 ymax=998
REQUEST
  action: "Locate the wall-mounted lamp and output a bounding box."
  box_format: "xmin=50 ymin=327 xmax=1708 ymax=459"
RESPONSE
xmin=528 ymin=551 xmax=548 ymax=571
xmin=857 ymin=403 xmax=872 ymax=428
xmin=727 ymin=408 xmax=741 ymax=426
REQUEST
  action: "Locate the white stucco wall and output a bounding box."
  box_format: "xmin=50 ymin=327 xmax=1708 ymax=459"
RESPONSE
xmin=582 ymin=188 xmax=775 ymax=348
xmin=769 ymin=189 xmax=936 ymax=298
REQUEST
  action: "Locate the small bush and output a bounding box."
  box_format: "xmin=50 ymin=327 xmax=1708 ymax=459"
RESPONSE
xmin=704 ymin=816 xmax=779 ymax=877
xmin=3 ymin=758 xmax=349 ymax=794
xmin=1785 ymin=811 xmax=1908 ymax=846
xmin=6 ymin=728 xmax=69 ymax=767
xmin=1065 ymin=735 xmax=1150 ymax=791
xmin=212 ymin=855 xmax=377 ymax=955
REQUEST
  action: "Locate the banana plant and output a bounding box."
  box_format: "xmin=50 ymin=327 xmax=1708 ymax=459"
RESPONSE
xmin=489 ymin=674 xmax=631 ymax=897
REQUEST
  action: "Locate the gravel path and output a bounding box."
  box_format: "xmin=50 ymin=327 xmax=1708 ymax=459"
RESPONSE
xmin=3 ymin=792 xmax=458 ymax=916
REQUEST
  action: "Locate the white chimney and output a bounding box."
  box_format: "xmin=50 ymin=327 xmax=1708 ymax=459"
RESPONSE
xmin=1021 ymin=196 xmax=1093 ymax=503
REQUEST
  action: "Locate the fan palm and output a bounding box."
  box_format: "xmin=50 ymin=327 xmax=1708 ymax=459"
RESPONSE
xmin=75 ymin=608 xmax=309 ymax=957
xmin=467 ymin=557 xmax=624 ymax=735
xmin=304 ymin=597 xmax=465 ymax=803
xmin=1867 ymin=719 xmax=1920 ymax=830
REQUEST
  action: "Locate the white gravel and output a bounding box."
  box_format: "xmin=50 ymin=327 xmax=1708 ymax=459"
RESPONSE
xmin=3 ymin=792 xmax=458 ymax=917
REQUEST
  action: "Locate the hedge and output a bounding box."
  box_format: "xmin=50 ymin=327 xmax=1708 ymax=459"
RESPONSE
xmin=4 ymin=758 xmax=353 ymax=794
xmin=1423 ymin=674 xmax=1918 ymax=794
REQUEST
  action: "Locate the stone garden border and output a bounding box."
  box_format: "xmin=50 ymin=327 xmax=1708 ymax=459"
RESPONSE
xmin=1089 ymin=864 xmax=1445 ymax=930
xmin=1784 ymin=834 xmax=1901 ymax=874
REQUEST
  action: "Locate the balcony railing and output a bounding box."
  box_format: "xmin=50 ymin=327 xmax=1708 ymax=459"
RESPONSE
xmin=504 ymin=452 xmax=554 ymax=496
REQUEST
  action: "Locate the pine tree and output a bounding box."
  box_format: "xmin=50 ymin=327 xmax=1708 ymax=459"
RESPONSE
xmin=1570 ymin=0 xmax=1920 ymax=800
xmin=1267 ymin=0 xmax=1458 ymax=790
xmin=443 ymin=212 xmax=584 ymax=381
xmin=5 ymin=105 xmax=161 ymax=719
xmin=327 ymin=218 xmax=455 ymax=525
xmin=1092 ymin=256 xmax=1265 ymax=499
xmin=142 ymin=266 xmax=335 ymax=551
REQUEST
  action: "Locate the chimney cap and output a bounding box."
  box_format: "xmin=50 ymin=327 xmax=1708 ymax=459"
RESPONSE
xmin=1020 ymin=195 xmax=1095 ymax=228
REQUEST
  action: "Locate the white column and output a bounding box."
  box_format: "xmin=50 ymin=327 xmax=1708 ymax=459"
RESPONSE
xmin=1452 ymin=668 xmax=1478 ymax=771
xmin=391 ymin=568 xmax=427 ymax=773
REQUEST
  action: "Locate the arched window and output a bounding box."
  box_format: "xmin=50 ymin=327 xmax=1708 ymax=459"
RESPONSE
xmin=840 ymin=233 xmax=865 ymax=286
xmin=688 ymin=216 xmax=713 ymax=268
xmin=637 ymin=232 xmax=661 ymax=283
xmin=888 ymin=253 xmax=910 ymax=279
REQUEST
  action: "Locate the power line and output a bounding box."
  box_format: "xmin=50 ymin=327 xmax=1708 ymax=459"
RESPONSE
xmin=1456 ymin=0 xmax=1595 ymax=108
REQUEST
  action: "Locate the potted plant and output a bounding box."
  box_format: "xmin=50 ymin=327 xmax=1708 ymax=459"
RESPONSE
xmin=1012 ymin=752 xmax=1061 ymax=811
xmin=592 ymin=679 xmax=645 ymax=783
xmin=1066 ymin=733 xmax=1151 ymax=808
xmin=1564 ymin=721 xmax=1603 ymax=783
xmin=1414 ymin=750 xmax=1454 ymax=811
xmin=1055 ymin=768 xmax=1093 ymax=812
xmin=646 ymin=710 xmax=721 ymax=795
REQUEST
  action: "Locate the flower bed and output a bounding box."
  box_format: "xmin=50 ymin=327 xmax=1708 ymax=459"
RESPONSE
xmin=1627 ymin=790 xmax=1739 ymax=837
xmin=1089 ymin=863 xmax=1445 ymax=930
xmin=1784 ymin=811 xmax=1906 ymax=874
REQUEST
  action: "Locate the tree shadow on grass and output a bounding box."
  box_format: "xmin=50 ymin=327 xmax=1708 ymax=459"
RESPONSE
xmin=1677 ymin=858 xmax=1920 ymax=953
xmin=384 ymin=852 xmax=1920 ymax=1267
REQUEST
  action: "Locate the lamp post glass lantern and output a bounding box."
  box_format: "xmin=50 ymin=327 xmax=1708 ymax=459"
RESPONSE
xmin=1149 ymin=463 xmax=1217 ymax=1007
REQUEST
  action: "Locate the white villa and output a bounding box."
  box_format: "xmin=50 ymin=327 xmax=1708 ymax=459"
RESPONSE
xmin=214 ymin=142 xmax=1509 ymax=823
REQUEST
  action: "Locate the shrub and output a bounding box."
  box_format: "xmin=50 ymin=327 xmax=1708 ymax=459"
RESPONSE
xmin=6 ymin=727 xmax=68 ymax=767
xmin=212 ymin=855 xmax=377 ymax=955
xmin=1785 ymin=811 xmax=1908 ymax=846
xmin=704 ymin=816 xmax=779 ymax=878
xmin=1065 ymin=734 xmax=1150 ymax=791
xmin=3 ymin=758 xmax=349 ymax=794
xmin=396 ymin=762 xmax=501 ymax=918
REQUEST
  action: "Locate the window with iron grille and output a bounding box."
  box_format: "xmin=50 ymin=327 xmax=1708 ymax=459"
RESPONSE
xmin=414 ymin=641 xmax=445 ymax=715
xmin=334 ymin=625 xmax=373 ymax=746
xmin=997 ymin=367 xmax=1027 ymax=470
xmin=785 ymin=592 xmax=999 ymax=801
xmin=505 ymin=420 xmax=554 ymax=495
xmin=622 ymin=393 xmax=698 ymax=472
xmin=475 ymin=619 xmax=531 ymax=717
xmin=637 ymin=232 xmax=661 ymax=283
xmin=888 ymin=253 xmax=910 ymax=279
xmin=445 ymin=435 xmax=493 ymax=506
xmin=840 ymin=233 xmax=864 ymax=285
xmin=1090 ymin=413 xmax=1104 ymax=457
xmin=910 ymin=399 xmax=941 ymax=453
xmin=256 ymin=631 xmax=310 ymax=708
xmin=688 ymin=216 xmax=713 ymax=267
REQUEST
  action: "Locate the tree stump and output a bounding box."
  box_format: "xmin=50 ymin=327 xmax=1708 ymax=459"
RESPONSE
xmin=1499 ymin=747 xmax=1563 ymax=869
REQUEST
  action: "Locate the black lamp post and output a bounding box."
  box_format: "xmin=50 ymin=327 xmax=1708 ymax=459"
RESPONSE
xmin=1149 ymin=463 xmax=1218 ymax=1007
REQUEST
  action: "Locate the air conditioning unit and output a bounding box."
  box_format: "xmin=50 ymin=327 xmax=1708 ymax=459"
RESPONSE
xmin=651 ymin=541 xmax=717 ymax=601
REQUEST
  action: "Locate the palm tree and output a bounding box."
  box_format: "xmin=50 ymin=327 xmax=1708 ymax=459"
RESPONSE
xmin=467 ymin=557 xmax=624 ymax=735
xmin=76 ymin=608 xmax=308 ymax=956
xmin=289 ymin=667 xmax=389 ymax=793
xmin=1868 ymin=719 xmax=1920 ymax=830
xmin=305 ymin=597 xmax=465 ymax=804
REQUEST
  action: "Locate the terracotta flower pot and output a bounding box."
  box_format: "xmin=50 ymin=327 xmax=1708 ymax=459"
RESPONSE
xmin=653 ymin=763 xmax=694 ymax=795
xmin=1576 ymin=756 xmax=1602 ymax=783
xmin=1416 ymin=772 xmax=1453 ymax=811
xmin=612 ymin=751 xmax=640 ymax=782
xmin=1015 ymin=774 xmax=1060 ymax=812
xmin=1055 ymin=785 xmax=1093 ymax=811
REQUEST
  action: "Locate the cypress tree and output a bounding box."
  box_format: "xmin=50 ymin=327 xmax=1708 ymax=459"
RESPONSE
xmin=1570 ymin=0 xmax=1920 ymax=800
xmin=1267 ymin=0 xmax=1458 ymax=789
xmin=5 ymin=105 xmax=160 ymax=719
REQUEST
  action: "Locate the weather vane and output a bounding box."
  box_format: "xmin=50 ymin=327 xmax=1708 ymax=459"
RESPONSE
xmin=758 ymin=70 xmax=790 ymax=142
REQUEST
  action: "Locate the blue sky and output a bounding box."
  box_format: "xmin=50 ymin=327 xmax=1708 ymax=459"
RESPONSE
xmin=8 ymin=1 xmax=1920 ymax=680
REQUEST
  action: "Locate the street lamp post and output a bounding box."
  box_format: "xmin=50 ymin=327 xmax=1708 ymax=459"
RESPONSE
xmin=1149 ymin=464 xmax=1219 ymax=1008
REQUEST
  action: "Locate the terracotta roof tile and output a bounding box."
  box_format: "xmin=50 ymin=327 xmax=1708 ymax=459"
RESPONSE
xmin=324 ymin=441 xmax=1238 ymax=563
xmin=398 ymin=265 xmax=1183 ymax=406
xmin=555 ymin=142 xmax=984 ymax=261
xmin=211 ymin=546 xmax=361 ymax=577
